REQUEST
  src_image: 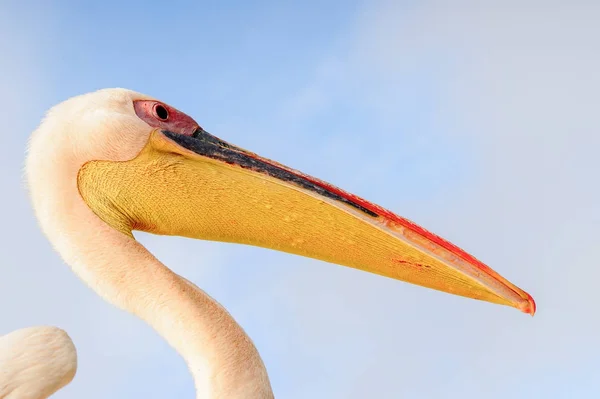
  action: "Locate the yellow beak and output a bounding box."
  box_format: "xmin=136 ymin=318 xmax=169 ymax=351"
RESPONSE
xmin=78 ymin=127 xmax=535 ymax=315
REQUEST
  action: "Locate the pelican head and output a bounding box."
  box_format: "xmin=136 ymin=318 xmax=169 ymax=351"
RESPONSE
xmin=26 ymin=88 xmax=535 ymax=315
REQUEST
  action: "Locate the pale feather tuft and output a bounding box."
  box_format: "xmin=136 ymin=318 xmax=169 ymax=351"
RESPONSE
xmin=0 ymin=326 xmax=77 ymax=399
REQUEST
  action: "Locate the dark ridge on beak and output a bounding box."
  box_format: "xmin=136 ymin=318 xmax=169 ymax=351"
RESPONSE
xmin=163 ymin=129 xmax=379 ymax=218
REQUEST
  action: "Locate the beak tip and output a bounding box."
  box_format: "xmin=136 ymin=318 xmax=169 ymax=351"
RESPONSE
xmin=518 ymin=292 xmax=536 ymax=316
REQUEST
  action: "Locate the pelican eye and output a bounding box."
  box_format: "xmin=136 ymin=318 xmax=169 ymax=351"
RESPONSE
xmin=154 ymin=104 xmax=169 ymax=121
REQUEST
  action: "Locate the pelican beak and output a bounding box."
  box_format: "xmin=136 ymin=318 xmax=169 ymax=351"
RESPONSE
xmin=78 ymin=127 xmax=535 ymax=315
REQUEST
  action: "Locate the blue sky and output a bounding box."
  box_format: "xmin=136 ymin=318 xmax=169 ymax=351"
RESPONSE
xmin=1 ymin=1 xmax=599 ymax=398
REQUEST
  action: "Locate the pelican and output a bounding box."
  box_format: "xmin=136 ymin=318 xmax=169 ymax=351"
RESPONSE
xmin=5 ymin=88 xmax=534 ymax=398
xmin=0 ymin=326 xmax=76 ymax=398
